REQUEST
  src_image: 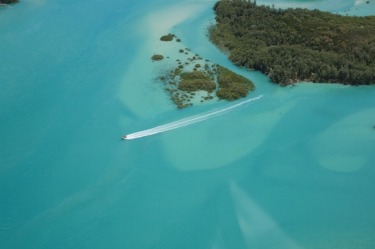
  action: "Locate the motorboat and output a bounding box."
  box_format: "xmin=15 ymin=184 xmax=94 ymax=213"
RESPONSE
xmin=121 ymin=135 xmax=127 ymax=140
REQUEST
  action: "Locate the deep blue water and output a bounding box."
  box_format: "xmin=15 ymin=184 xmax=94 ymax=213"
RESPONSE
xmin=0 ymin=0 xmax=374 ymax=248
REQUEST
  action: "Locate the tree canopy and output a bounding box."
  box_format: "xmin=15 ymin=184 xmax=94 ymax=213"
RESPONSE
xmin=210 ymin=0 xmax=375 ymax=85
xmin=0 ymin=0 xmax=19 ymax=4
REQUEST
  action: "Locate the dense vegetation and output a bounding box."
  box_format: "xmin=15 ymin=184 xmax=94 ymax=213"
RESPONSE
xmin=0 ymin=0 xmax=19 ymax=4
xmin=151 ymin=54 xmax=164 ymax=61
xmin=216 ymin=65 xmax=254 ymax=100
xmin=163 ymin=62 xmax=255 ymax=108
xmin=160 ymin=34 xmax=175 ymax=41
xmin=210 ymin=0 xmax=375 ymax=85
xmin=178 ymin=71 xmax=216 ymax=92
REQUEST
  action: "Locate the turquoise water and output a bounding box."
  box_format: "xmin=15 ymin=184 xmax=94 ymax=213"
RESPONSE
xmin=0 ymin=0 xmax=374 ymax=248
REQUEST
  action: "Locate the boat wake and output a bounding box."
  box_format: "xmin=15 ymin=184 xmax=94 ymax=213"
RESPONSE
xmin=123 ymin=95 xmax=263 ymax=140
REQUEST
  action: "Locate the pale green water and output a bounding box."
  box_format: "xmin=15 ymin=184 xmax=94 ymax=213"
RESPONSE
xmin=0 ymin=0 xmax=374 ymax=248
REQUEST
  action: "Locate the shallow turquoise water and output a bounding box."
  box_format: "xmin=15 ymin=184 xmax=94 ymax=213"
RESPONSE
xmin=0 ymin=0 xmax=374 ymax=248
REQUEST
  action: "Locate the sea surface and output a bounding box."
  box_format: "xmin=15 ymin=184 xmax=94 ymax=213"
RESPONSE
xmin=0 ymin=0 xmax=374 ymax=248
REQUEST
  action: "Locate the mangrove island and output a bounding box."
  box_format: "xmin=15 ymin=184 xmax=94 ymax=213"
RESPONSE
xmin=210 ymin=0 xmax=375 ymax=85
xmin=152 ymin=33 xmax=254 ymax=109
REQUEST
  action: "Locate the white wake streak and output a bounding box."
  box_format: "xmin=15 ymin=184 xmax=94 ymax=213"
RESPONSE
xmin=124 ymin=95 xmax=263 ymax=140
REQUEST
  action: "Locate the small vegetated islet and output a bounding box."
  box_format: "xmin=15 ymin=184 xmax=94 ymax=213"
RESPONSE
xmin=151 ymin=54 xmax=164 ymax=61
xmin=152 ymin=33 xmax=255 ymax=108
xmin=160 ymin=33 xmax=175 ymax=42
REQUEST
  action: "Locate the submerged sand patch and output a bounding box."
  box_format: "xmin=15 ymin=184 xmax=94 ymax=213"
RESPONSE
xmin=119 ymin=2 xmax=211 ymax=117
xmin=162 ymin=100 xmax=296 ymax=171
xmin=312 ymin=107 xmax=375 ymax=173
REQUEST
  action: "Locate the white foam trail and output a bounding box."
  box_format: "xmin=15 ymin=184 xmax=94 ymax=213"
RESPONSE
xmin=124 ymin=95 xmax=263 ymax=140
